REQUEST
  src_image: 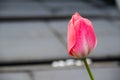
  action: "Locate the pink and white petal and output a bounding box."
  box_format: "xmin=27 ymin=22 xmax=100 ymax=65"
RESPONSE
xmin=83 ymin=18 xmax=97 ymax=52
xmin=72 ymin=19 xmax=89 ymax=57
xmin=68 ymin=19 xmax=76 ymax=56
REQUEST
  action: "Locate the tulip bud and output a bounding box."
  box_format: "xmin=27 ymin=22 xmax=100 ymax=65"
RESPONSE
xmin=67 ymin=12 xmax=97 ymax=58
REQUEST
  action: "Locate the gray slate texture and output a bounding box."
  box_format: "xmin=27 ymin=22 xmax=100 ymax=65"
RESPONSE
xmin=0 ymin=72 xmax=31 ymax=80
xmin=0 ymin=0 xmax=119 ymax=18
xmin=0 ymin=21 xmax=68 ymax=62
xmin=33 ymin=67 xmax=120 ymax=80
xmin=0 ymin=63 xmax=120 ymax=80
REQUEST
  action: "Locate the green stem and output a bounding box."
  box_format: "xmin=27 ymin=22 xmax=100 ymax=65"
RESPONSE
xmin=83 ymin=57 xmax=94 ymax=80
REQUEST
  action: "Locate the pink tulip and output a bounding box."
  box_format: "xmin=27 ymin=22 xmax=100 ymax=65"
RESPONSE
xmin=67 ymin=12 xmax=97 ymax=58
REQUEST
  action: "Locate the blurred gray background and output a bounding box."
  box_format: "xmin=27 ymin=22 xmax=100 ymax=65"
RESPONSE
xmin=0 ymin=0 xmax=120 ymax=80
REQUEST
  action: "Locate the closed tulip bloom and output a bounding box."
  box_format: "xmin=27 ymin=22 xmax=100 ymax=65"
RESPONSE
xmin=67 ymin=12 xmax=97 ymax=58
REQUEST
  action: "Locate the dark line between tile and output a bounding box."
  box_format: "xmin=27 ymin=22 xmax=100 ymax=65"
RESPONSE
xmin=0 ymin=56 xmax=119 ymax=67
xmin=0 ymin=15 xmax=120 ymax=22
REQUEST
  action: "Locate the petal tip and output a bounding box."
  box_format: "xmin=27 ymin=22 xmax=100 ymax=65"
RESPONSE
xmin=73 ymin=12 xmax=82 ymax=18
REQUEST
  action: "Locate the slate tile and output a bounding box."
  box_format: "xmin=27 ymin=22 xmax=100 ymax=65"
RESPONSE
xmin=0 ymin=72 xmax=31 ymax=80
xmin=33 ymin=67 xmax=120 ymax=80
xmin=0 ymin=21 xmax=68 ymax=62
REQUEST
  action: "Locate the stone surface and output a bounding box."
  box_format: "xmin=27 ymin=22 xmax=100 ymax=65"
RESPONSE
xmin=0 ymin=0 xmax=118 ymax=18
xmin=0 ymin=21 xmax=68 ymax=62
xmin=0 ymin=0 xmax=51 ymax=17
xmin=91 ymin=19 xmax=120 ymax=57
xmin=0 ymin=72 xmax=31 ymax=80
xmin=33 ymin=67 xmax=120 ymax=80
xmin=0 ymin=62 xmax=119 ymax=80
xmin=49 ymin=20 xmax=68 ymax=46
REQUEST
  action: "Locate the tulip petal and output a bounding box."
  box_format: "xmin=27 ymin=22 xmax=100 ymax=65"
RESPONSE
xmin=83 ymin=18 xmax=97 ymax=52
xmin=67 ymin=17 xmax=76 ymax=56
xmin=72 ymin=12 xmax=82 ymax=22
xmin=72 ymin=18 xmax=89 ymax=58
xmin=68 ymin=12 xmax=84 ymax=57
